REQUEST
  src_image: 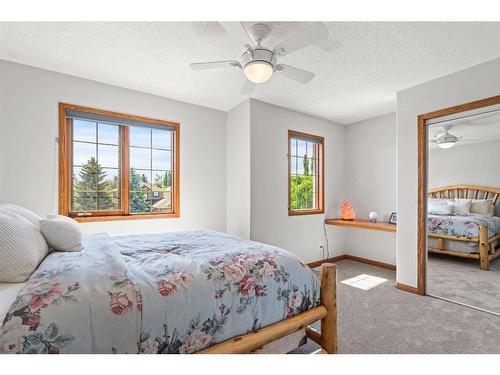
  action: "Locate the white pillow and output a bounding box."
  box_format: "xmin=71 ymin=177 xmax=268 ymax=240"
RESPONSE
xmin=428 ymin=199 xmax=453 ymax=215
xmin=0 ymin=213 xmax=49 ymax=282
xmin=0 ymin=204 xmax=41 ymax=229
xmin=39 ymin=216 xmax=82 ymax=252
xmin=448 ymin=199 xmax=471 ymax=215
xmin=468 ymin=199 xmax=495 ymax=216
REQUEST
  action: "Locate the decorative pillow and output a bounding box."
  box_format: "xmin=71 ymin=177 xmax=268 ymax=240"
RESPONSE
xmin=448 ymin=199 xmax=471 ymax=215
xmin=428 ymin=199 xmax=453 ymax=215
xmin=0 ymin=213 xmax=49 ymax=282
xmin=468 ymin=199 xmax=495 ymax=216
xmin=39 ymin=217 xmax=83 ymax=252
xmin=0 ymin=203 xmax=41 ymax=229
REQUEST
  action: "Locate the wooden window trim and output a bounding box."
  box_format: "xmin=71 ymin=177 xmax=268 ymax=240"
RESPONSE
xmin=58 ymin=103 xmax=180 ymax=222
xmin=288 ymin=130 xmax=325 ymax=216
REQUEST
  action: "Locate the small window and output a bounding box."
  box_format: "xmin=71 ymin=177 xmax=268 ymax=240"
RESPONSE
xmin=288 ymin=130 xmax=324 ymax=215
xmin=59 ymin=103 xmax=179 ymax=222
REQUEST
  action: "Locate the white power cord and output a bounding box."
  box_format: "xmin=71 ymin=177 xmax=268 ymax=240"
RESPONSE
xmin=322 ymin=220 xmax=330 ymax=260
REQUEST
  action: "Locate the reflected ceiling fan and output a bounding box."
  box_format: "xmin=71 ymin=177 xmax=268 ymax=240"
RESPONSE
xmin=431 ymin=125 xmax=476 ymax=149
xmin=189 ymin=22 xmax=329 ymax=94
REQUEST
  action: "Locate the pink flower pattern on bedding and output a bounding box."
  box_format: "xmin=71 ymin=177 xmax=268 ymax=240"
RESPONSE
xmin=0 ymin=230 xmax=319 ymax=354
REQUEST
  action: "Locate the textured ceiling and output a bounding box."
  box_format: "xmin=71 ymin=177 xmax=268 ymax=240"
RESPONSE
xmin=429 ymin=109 xmax=500 ymax=149
xmin=2 ymin=22 xmax=500 ymax=124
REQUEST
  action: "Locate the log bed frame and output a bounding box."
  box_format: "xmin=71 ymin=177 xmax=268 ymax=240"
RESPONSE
xmin=428 ymin=185 xmax=500 ymax=271
xmin=197 ymin=263 xmax=337 ymax=354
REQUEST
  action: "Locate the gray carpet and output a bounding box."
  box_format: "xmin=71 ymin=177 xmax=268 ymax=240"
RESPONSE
xmin=427 ymin=254 xmax=500 ymax=313
xmin=292 ymin=260 xmax=500 ymax=354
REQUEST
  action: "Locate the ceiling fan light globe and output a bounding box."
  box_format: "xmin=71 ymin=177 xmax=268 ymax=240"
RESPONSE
xmin=437 ymin=141 xmax=455 ymax=149
xmin=243 ymin=61 xmax=273 ymax=83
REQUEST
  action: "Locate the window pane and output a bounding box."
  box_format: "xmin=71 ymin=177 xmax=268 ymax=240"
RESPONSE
xmin=152 ymin=150 xmax=171 ymax=170
xmin=72 ymin=162 xmax=97 ymax=212
xmin=98 ymin=144 xmax=119 ymax=168
xmin=97 ymin=191 xmax=120 ymax=211
xmin=130 ymin=147 xmax=151 ymax=169
xmin=290 ymin=138 xmax=298 ymax=157
xmin=73 ymin=142 xmax=96 ymax=166
xmin=101 ymin=168 xmax=119 ymax=187
xmin=309 ymin=158 xmax=316 ymax=176
xmin=152 ymin=128 xmax=172 ymax=150
xmin=297 ymin=157 xmax=305 ymax=175
xmin=305 ymin=142 xmax=315 ymax=158
xmin=291 ymin=175 xmax=314 ymax=210
xmin=130 ymin=127 xmax=151 ymax=147
xmin=290 ymin=156 xmax=298 ymax=175
xmin=73 ymin=119 xmax=96 ymax=143
xmin=152 ymin=191 xmax=172 ymax=213
xmin=297 ymin=140 xmax=307 ymax=158
xmin=129 ymin=192 xmax=152 ymax=213
xmin=290 ymin=177 xmax=298 ymax=209
xmin=129 ymin=168 xmax=152 ymax=214
xmin=98 ymin=123 xmax=119 ymax=145
xmin=153 ymin=171 xmax=172 ymax=189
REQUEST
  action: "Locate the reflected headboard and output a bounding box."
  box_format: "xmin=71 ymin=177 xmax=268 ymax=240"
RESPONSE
xmin=428 ymin=185 xmax=500 ymax=205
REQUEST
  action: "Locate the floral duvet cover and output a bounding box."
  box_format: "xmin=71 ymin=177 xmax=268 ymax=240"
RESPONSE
xmin=427 ymin=214 xmax=500 ymax=240
xmin=0 ymin=230 xmax=319 ymax=354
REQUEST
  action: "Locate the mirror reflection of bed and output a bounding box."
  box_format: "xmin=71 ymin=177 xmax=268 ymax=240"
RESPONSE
xmin=426 ymin=105 xmax=500 ymax=314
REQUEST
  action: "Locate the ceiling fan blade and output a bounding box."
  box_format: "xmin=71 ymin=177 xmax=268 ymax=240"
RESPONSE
xmin=219 ymin=22 xmax=255 ymax=47
xmin=276 ymin=64 xmax=315 ymax=84
xmin=189 ymin=60 xmax=241 ymax=70
xmin=241 ymin=79 xmax=255 ymax=95
xmin=274 ymin=22 xmax=329 ymax=56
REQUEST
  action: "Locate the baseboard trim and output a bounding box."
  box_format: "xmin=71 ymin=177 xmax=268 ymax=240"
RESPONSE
xmin=307 ymin=254 xmax=396 ymax=271
xmin=307 ymin=255 xmax=346 ymax=269
xmin=344 ymin=255 xmax=396 ymax=271
xmin=395 ymin=282 xmax=420 ymax=295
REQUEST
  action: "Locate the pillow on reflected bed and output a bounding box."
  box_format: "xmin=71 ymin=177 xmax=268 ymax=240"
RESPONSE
xmin=428 ymin=199 xmax=453 ymax=215
xmin=0 ymin=213 xmax=49 ymax=282
xmin=40 ymin=215 xmax=83 ymax=252
xmin=456 ymin=198 xmax=494 ymax=216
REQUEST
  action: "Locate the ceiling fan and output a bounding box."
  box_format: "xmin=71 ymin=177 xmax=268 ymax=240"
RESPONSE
xmin=431 ymin=125 xmax=475 ymax=149
xmin=189 ymin=22 xmax=329 ymax=94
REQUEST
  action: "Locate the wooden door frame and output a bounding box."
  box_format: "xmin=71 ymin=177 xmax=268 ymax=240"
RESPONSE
xmin=417 ymin=94 xmax=500 ymax=295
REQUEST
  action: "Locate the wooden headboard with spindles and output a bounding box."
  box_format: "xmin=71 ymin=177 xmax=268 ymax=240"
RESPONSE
xmin=428 ymin=185 xmax=500 ymax=205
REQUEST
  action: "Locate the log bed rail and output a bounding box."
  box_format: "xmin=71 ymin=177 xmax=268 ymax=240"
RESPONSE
xmin=197 ymin=263 xmax=337 ymax=354
xmin=428 ymin=185 xmax=500 ymax=271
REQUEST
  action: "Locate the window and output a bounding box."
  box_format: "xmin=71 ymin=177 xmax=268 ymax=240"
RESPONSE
xmin=288 ymin=130 xmax=324 ymax=215
xmin=59 ymin=103 xmax=179 ymax=221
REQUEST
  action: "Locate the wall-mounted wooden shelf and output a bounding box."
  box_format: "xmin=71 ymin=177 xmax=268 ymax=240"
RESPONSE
xmin=324 ymin=218 xmax=397 ymax=233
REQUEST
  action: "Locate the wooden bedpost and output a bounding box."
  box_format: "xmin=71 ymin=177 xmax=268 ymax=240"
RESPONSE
xmin=319 ymin=263 xmax=337 ymax=354
xmin=479 ymin=225 xmax=490 ymax=271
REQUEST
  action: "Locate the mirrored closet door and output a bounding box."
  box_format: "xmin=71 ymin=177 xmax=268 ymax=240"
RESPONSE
xmin=425 ymin=101 xmax=500 ymax=314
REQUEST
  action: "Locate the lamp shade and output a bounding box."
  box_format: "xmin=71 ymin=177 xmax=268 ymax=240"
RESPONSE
xmin=243 ymin=61 xmax=274 ymax=83
xmin=437 ymin=141 xmax=455 ymax=149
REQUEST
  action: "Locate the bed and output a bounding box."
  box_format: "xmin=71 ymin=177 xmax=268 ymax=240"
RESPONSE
xmin=427 ymin=185 xmax=500 ymax=271
xmin=0 ymin=230 xmax=336 ymax=354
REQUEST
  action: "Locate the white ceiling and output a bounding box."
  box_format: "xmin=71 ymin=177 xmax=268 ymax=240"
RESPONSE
xmin=429 ymin=108 xmax=500 ymax=149
xmin=2 ymin=22 xmax=500 ymax=124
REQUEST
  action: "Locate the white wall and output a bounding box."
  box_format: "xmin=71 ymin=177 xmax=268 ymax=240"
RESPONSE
xmin=429 ymin=140 xmax=500 ymax=189
xmin=397 ymin=57 xmax=500 ymax=287
xmin=226 ymin=100 xmax=251 ymax=238
xmin=429 ymin=139 xmax=500 ymax=217
xmin=249 ymin=100 xmax=346 ymax=263
xmin=0 ymin=60 xmax=227 ymax=235
xmin=345 ymin=113 xmax=397 ymax=265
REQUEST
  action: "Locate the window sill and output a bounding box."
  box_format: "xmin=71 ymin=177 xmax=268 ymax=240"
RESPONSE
xmin=288 ymin=209 xmax=325 ymax=216
xmin=72 ymin=213 xmax=179 ymax=223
